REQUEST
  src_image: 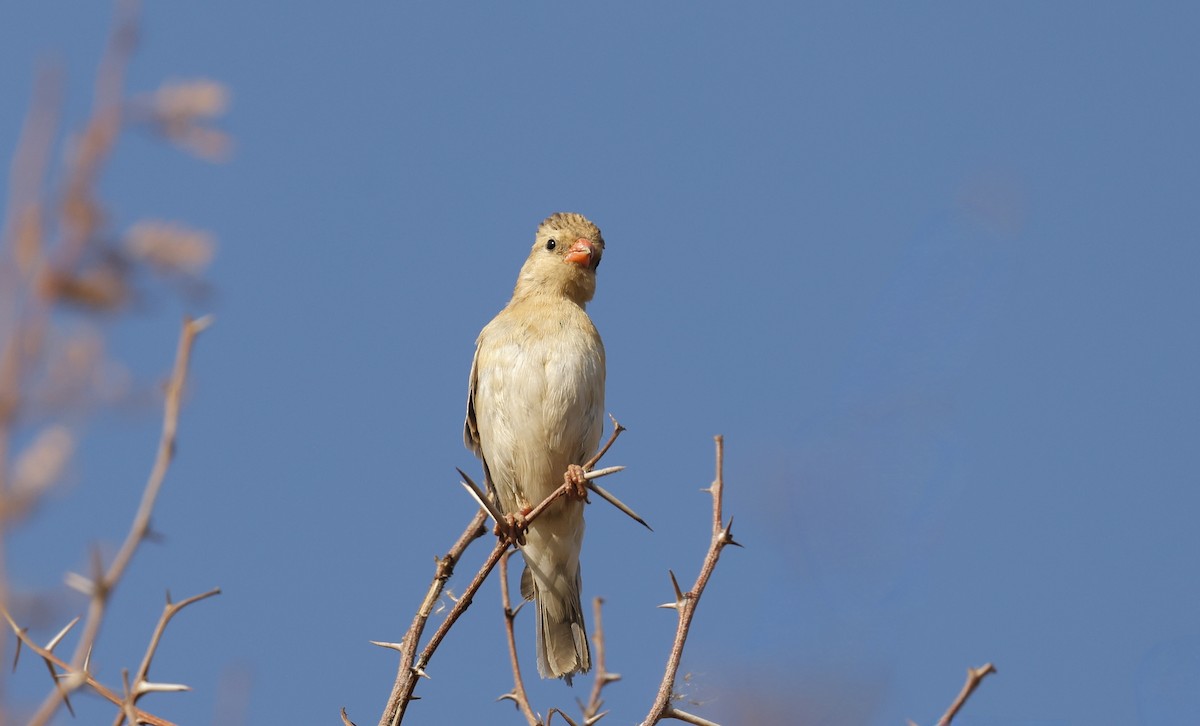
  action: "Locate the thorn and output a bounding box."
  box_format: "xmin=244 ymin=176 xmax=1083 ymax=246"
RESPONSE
xmin=657 ymin=601 xmax=680 ymax=610
xmin=64 ymin=571 xmax=94 ymax=596
xmin=412 ymin=666 xmax=430 ymax=680
xmin=456 ymin=468 xmax=504 ymax=524
xmin=497 ymin=691 xmax=518 ymax=704
xmin=722 ymin=517 xmax=742 ymax=547
xmin=668 ymin=570 xmax=685 ymax=603
xmin=586 ymin=479 xmax=652 ymax=531
xmin=12 ymin=628 xmax=22 ymax=671
xmin=584 ymin=711 xmax=610 ymax=725
xmin=511 ymin=599 xmax=528 ymax=618
xmin=190 ymin=314 xmax=216 ymax=333
xmin=136 ymin=680 xmax=191 ymax=694
xmin=45 ymin=616 xmax=80 ymax=651
xmin=369 ymin=640 xmax=404 ymax=652
xmin=340 ymin=706 xmax=358 ymax=726
xmin=667 ymin=707 xmax=720 ymax=726
xmin=582 ymin=465 xmax=625 ymax=480
xmin=83 ymin=644 xmax=94 ymax=673
xmin=165 ymin=589 xmax=173 ymax=605
xmin=48 ymin=660 xmax=74 ymax=716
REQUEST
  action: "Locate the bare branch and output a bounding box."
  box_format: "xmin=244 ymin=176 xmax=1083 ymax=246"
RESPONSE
xmin=640 ymin=435 xmax=737 ymax=726
xmin=27 ymin=315 xmax=210 ymax=725
xmin=377 ymin=508 xmax=489 ymax=725
xmin=937 ymin=662 xmax=996 ymax=726
xmin=579 ymin=597 xmax=619 ymax=725
xmin=2 ymin=611 xmax=176 ymax=726
xmin=583 ymin=414 xmax=625 ymax=471
xmin=499 ymin=550 xmax=541 ymax=726
xmin=111 ymin=587 xmax=221 ymax=726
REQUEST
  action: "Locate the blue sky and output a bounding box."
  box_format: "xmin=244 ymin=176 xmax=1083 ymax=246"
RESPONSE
xmin=3 ymin=2 xmax=1198 ymax=724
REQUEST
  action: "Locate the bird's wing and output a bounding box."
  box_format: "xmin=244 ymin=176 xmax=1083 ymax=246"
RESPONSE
xmin=464 ymin=338 xmax=483 ymax=456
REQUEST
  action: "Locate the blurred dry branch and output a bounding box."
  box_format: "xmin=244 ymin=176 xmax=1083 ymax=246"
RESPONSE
xmin=1 ymin=0 xmax=225 ymax=721
xmin=7 ymin=317 xmax=215 ymax=726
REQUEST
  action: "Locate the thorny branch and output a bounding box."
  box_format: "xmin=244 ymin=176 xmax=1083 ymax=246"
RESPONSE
xmin=22 ymin=315 xmax=212 ymax=726
xmin=372 ymin=418 xmax=633 ymax=726
xmin=113 ymin=587 xmax=223 ymax=726
xmin=640 ymin=436 xmax=739 ymax=726
xmin=375 ymin=508 xmax=489 ymax=726
xmin=2 ymin=611 xmax=175 ymax=726
xmin=498 ymin=550 xmax=540 ymax=726
xmin=578 ymin=597 xmax=620 ymax=726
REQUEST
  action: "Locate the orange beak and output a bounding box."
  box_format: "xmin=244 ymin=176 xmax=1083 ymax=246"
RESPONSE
xmin=564 ymin=239 xmax=599 ymax=269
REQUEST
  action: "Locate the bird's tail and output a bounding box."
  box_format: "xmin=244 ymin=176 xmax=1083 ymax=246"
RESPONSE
xmin=521 ymin=551 xmax=591 ymax=682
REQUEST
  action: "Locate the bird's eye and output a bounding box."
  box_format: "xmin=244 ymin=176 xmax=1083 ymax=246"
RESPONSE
xmin=545 ymin=239 xmax=557 ymax=251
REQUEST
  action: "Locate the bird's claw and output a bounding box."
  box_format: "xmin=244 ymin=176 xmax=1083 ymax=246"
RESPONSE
xmin=564 ymin=464 xmax=590 ymax=502
xmin=495 ymin=511 xmax=528 ymax=546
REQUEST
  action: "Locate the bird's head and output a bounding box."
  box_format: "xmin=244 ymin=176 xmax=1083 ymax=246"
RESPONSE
xmin=515 ymin=212 xmax=605 ymax=304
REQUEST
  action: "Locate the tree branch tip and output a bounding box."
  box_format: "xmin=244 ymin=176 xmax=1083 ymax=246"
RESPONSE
xmin=339 ymin=706 xmax=357 ymax=726
xmin=973 ymin=662 xmax=997 ymax=677
xmin=548 ymin=708 xmax=580 ymax=726
xmin=186 ymin=313 xmax=215 ymax=333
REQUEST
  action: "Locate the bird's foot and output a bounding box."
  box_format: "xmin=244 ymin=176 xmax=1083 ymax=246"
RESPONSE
xmin=495 ymin=511 xmax=528 ymax=546
xmin=564 ymin=464 xmax=590 ymax=502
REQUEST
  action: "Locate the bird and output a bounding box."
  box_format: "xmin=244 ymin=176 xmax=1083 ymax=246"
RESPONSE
xmin=464 ymin=212 xmax=606 ymax=682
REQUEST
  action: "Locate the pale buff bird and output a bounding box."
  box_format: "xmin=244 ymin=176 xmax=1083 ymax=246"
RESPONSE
xmin=464 ymin=212 xmax=606 ymax=681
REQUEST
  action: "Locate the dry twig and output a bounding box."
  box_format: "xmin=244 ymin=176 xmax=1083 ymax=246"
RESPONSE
xmin=498 ymin=550 xmax=541 ymax=726
xmin=578 ymin=597 xmax=620 ymax=725
xmin=23 ymin=315 xmax=211 ymax=726
xmin=936 ymin=662 xmax=996 ymax=726
xmin=112 ymin=587 xmax=223 ymax=726
xmin=640 ymin=436 xmax=738 ymax=726
xmin=1 ymin=611 xmax=175 ymax=726
xmin=374 ymin=508 xmax=489 ymax=726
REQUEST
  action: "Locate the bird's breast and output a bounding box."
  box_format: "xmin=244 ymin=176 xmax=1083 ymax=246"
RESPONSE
xmin=474 ymin=306 xmax=606 ymax=508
